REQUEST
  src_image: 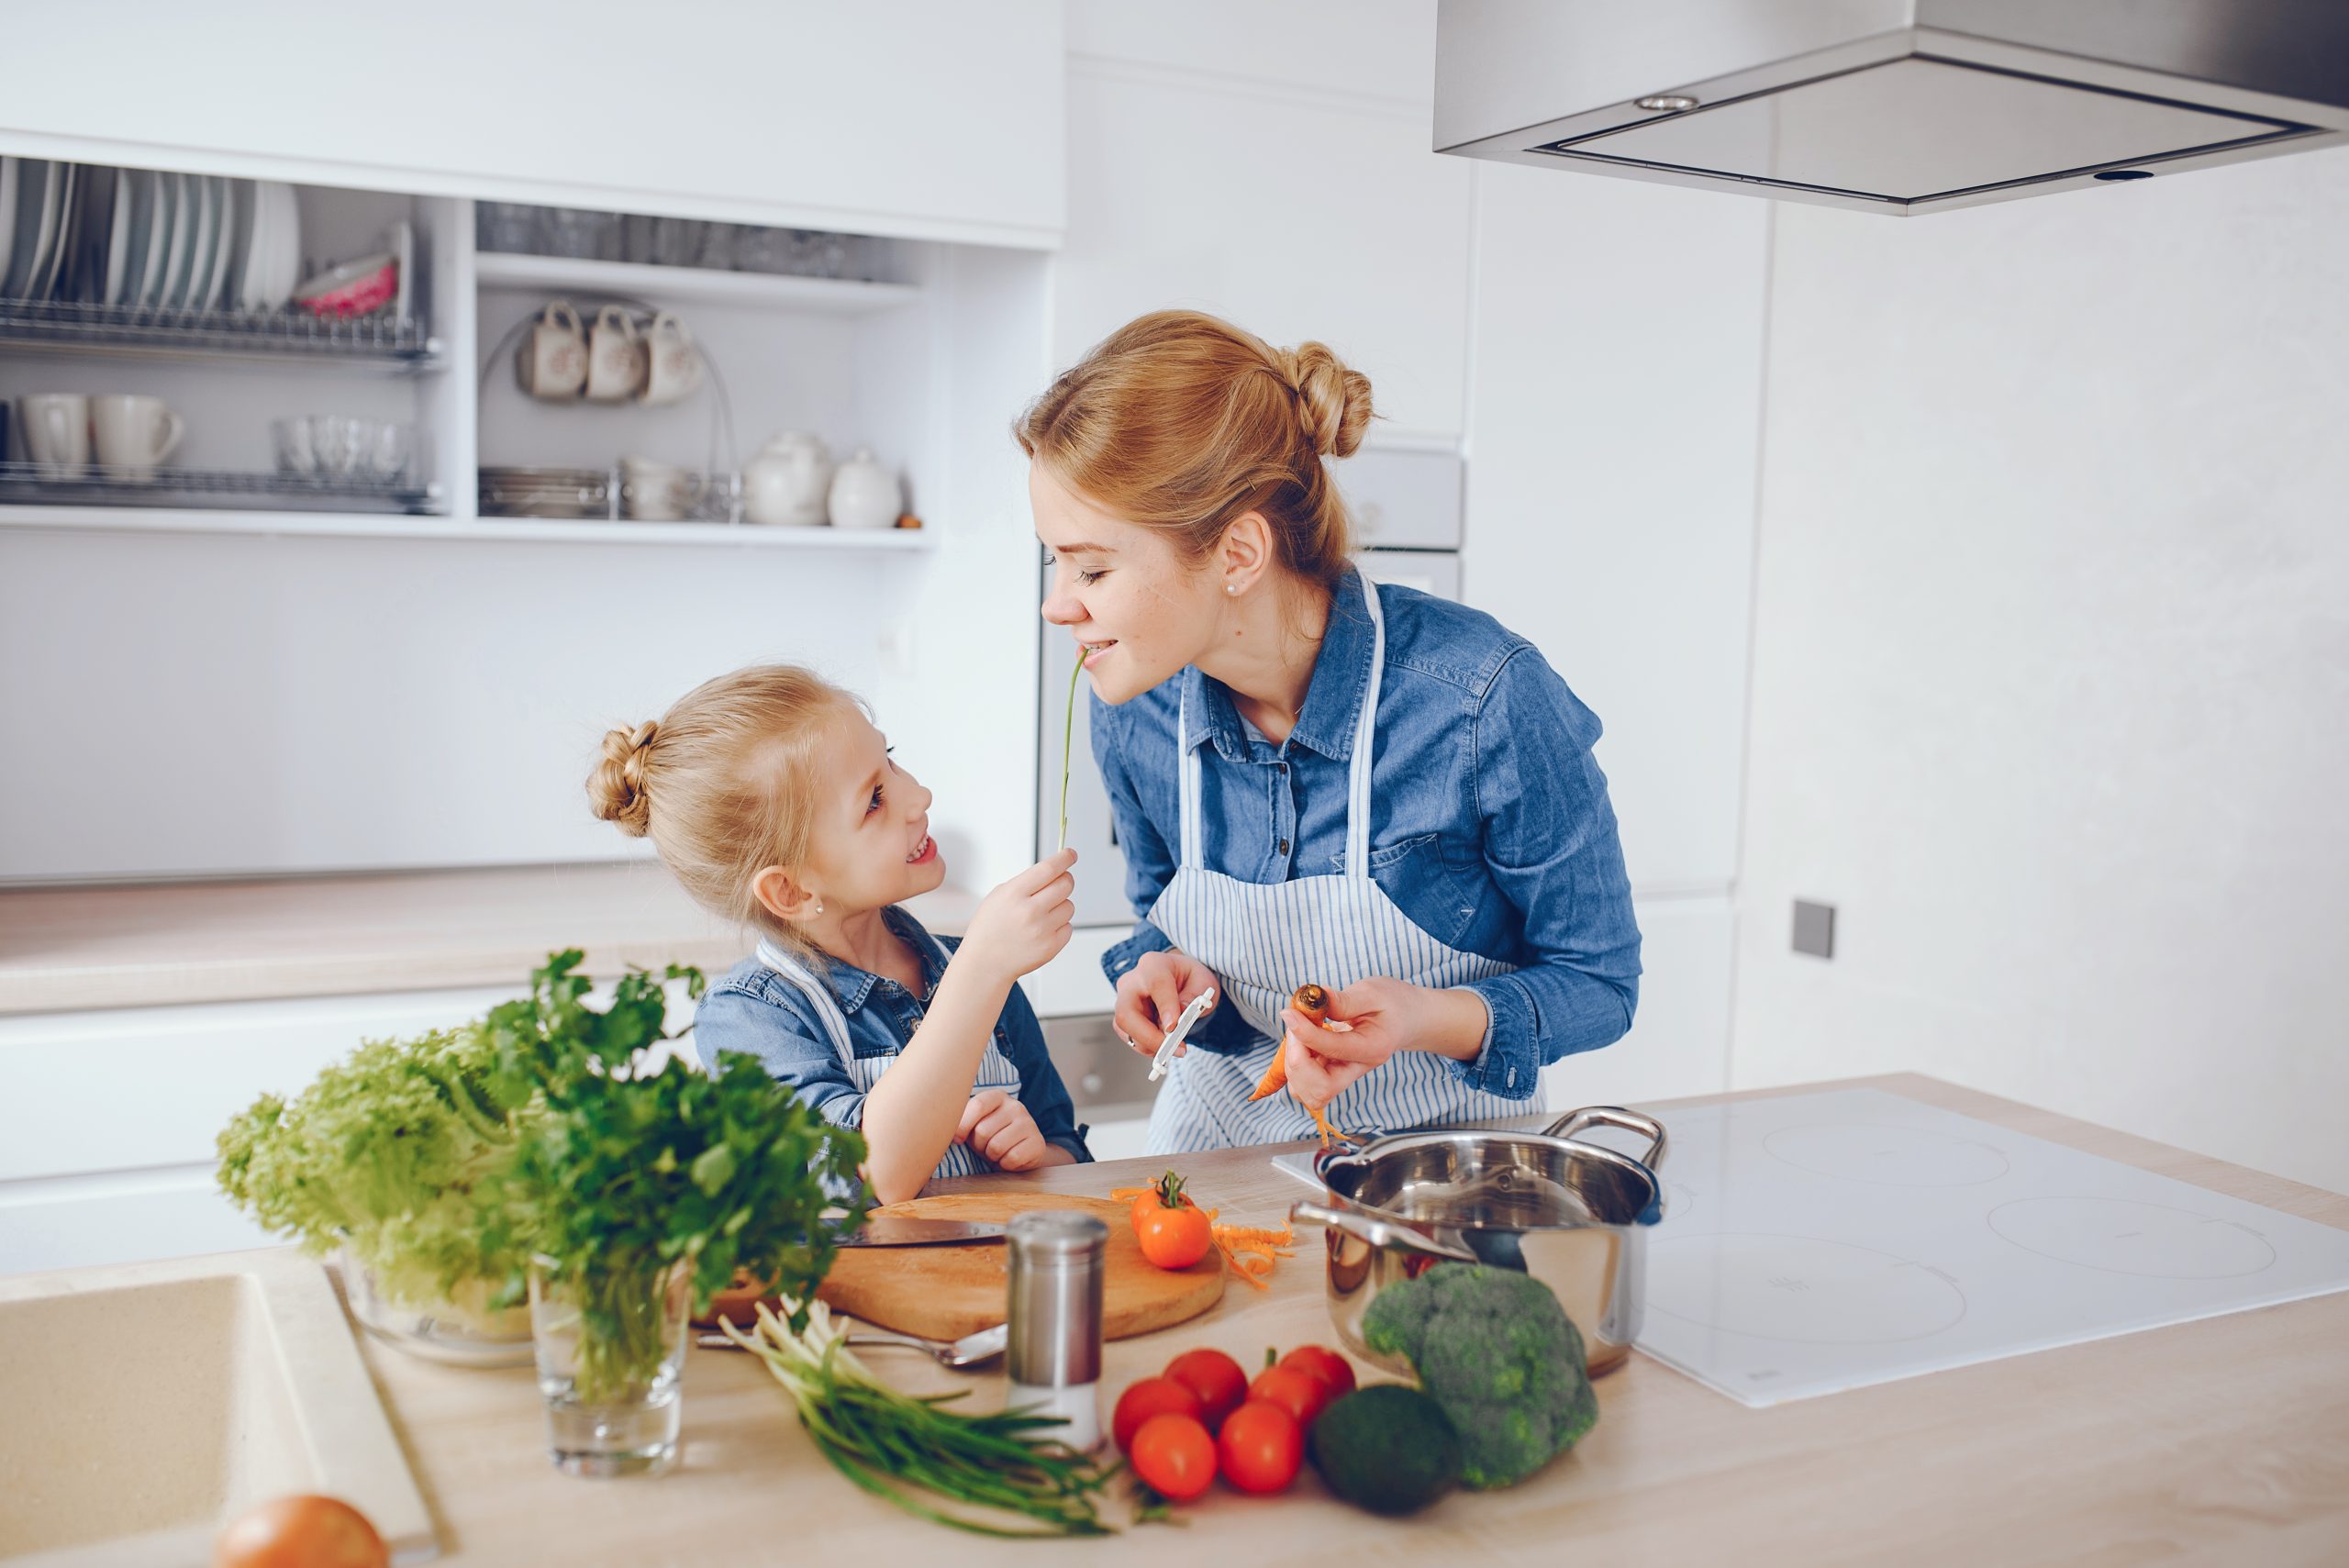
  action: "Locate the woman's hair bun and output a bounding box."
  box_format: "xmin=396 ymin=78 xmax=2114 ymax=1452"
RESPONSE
xmin=588 ymin=719 xmax=659 ymax=837
xmin=1276 ymin=340 xmax=1373 ymax=460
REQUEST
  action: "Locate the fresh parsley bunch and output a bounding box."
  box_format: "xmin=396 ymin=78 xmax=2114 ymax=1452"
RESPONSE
xmin=506 ymin=951 xmax=866 ymax=1399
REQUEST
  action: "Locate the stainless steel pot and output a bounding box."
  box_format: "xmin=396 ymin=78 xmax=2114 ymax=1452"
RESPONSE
xmin=1289 ymin=1105 xmax=1667 ymax=1377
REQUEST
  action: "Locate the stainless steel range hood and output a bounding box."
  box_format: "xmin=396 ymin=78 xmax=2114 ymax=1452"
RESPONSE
xmin=1434 ymin=0 xmax=2349 ymax=216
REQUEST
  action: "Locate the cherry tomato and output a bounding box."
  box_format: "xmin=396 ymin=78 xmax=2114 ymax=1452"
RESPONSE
xmin=214 ymin=1495 xmax=388 ymax=1568
xmin=1277 ymin=1344 xmax=1357 ymax=1402
xmin=1216 ymin=1399 xmax=1304 ymax=1495
xmin=1111 ymin=1375 xmax=1206 ymax=1454
xmin=1129 ymin=1412 xmax=1217 ymax=1502
xmin=1136 ymin=1203 xmax=1213 ymax=1269
xmin=1248 ymin=1363 xmax=1332 ymax=1429
xmin=1163 ymin=1347 xmax=1250 ymax=1432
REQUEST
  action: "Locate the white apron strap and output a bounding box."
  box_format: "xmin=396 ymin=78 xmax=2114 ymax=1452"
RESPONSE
xmin=1176 ymin=685 xmax=1206 ymax=870
xmin=1343 ymin=577 xmax=1386 ymax=883
xmin=754 ymin=939 xmax=856 ymax=1070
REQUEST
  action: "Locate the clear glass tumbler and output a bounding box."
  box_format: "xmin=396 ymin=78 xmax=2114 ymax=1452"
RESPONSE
xmin=528 ymin=1257 xmax=693 ymax=1478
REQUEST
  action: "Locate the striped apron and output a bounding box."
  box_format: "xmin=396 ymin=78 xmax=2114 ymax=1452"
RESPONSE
xmin=756 ymin=929 xmax=1023 ymax=1182
xmin=1142 ymin=579 xmax=1528 ymax=1154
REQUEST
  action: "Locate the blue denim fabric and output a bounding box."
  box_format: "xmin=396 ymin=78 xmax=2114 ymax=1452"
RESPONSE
xmin=1090 ymin=570 xmax=1641 ymax=1102
xmin=694 ymin=906 xmax=1092 ymax=1171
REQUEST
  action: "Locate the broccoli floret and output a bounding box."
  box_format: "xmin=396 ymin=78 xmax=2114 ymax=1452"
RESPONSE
xmin=1360 ymin=1262 xmax=1598 ymax=1489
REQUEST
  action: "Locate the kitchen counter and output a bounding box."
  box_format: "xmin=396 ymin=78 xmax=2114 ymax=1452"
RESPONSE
xmin=0 ymin=862 xmax=979 ymax=1016
xmin=344 ymin=1073 xmax=2349 ymax=1566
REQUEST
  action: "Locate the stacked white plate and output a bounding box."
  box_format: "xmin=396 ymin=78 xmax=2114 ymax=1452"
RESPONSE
xmin=0 ymin=159 xmax=302 ymax=312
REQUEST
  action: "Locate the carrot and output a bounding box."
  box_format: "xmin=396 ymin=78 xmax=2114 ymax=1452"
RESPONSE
xmin=1249 ymin=984 xmax=1333 ymax=1102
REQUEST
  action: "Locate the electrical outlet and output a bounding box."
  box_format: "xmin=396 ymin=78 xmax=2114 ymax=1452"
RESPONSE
xmin=1792 ymin=900 xmax=1836 ymax=960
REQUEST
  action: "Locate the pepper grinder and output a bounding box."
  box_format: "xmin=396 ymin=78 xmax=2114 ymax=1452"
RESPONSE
xmin=1004 ymin=1209 xmax=1108 ymax=1450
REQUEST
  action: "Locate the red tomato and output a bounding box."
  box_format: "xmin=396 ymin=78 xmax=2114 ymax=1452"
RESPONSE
xmin=214 ymin=1495 xmax=388 ymax=1568
xmin=1247 ymin=1363 xmax=1332 ymax=1429
xmin=1129 ymin=1412 xmax=1217 ymax=1502
xmin=1111 ymin=1376 xmax=1207 ymax=1454
xmin=1135 ymin=1203 xmax=1213 ymax=1270
xmin=1163 ymin=1347 xmax=1250 ymax=1432
xmin=1277 ymin=1344 xmax=1357 ymax=1403
xmin=1216 ymin=1399 xmax=1304 ymax=1494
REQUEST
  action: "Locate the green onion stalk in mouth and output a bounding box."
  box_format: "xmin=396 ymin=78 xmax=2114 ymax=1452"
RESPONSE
xmin=1057 ymin=655 xmax=1084 ymax=851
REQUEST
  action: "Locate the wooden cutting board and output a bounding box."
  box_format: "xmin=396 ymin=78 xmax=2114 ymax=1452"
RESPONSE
xmin=704 ymin=1192 xmax=1226 ymax=1342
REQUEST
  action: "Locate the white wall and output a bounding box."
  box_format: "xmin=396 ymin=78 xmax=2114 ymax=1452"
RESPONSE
xmin=1731 ymin=147 xmax=2349 ymax=1195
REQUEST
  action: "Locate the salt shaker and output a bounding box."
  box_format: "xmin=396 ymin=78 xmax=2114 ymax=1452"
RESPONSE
xmin=1004 ymin=1210 xmax=1108 ymax=1450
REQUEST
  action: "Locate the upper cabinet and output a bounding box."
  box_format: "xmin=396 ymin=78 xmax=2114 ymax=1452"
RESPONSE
xmin=0 ymin=1 xmax=1065 ymax=249
xmin=1057 ymin=2 xmax=1473 ymax=442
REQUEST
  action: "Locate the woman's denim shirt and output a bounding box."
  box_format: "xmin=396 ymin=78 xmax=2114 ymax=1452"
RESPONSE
xmin=1090 ymin=570 xmax=1642 ymax=1102
xmin=695 ymin=906 xmax=1092 ymax=1168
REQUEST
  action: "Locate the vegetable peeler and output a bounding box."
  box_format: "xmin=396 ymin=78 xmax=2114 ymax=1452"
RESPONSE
xmin=1147 ymin=987 xmax=1217 ymax=1082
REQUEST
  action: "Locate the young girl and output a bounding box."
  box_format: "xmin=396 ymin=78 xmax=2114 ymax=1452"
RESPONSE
xmin=588 ymin=664 xmax=1088 ymax=1205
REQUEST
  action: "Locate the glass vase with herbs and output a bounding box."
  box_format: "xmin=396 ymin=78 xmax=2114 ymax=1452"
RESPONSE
xmin=505 ymin=951 xmax=866 ymax=1477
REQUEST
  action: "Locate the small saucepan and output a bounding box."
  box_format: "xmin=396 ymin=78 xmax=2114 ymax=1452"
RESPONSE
xmin=1290 ymin=1105 xmax=1667 ymax=1377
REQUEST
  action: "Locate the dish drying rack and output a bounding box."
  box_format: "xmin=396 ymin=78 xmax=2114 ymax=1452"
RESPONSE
xmin=0 ymin=296 xmax=442 ymax=370
xmin=478 ymin=465 xmax=741 ymax=525
xmin=0 ymin=462 xmax=440 ymax=514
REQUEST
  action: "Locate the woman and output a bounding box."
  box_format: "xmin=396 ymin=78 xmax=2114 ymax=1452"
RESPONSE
xmin=1018 ymin=310 xmax=1640 ymax=1153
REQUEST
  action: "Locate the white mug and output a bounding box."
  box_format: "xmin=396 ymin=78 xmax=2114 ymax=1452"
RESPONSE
xmin=639 ymin=312 xmax=705 ymax=406
xmin=18 ymin=395 xmax=91 ymax=477
xmin=584 ymin=306 xmax=644 ymax=403
xmin=516 ymin=300 xmax=587 ymax=399
xmin=90 ymin=395 xmax=185 ymax=476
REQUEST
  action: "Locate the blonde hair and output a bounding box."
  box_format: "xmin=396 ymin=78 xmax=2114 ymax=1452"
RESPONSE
xmin=588 ymin=665 xmax=860 ymax=962
xmin=1012 ymin=309 xmax=1372 ymax=590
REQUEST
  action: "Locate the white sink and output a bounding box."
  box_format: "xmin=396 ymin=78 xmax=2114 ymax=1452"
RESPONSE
xmin=0 ymin=1248 xmax=435 ymax=1567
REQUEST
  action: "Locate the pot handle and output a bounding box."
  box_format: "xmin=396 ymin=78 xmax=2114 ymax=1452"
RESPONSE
xmin=1289 ymin=1201 xmax=1479 ymax=1263
xmin=1541 ymin=1104 xmax=1669 ymax=1172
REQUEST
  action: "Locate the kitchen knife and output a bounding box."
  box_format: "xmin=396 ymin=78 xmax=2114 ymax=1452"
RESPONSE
xmin=835 ymin=1218 xmax=1009 ymax=1248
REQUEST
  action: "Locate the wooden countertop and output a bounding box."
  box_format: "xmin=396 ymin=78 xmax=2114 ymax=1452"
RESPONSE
xmin=0 ymin=862 xmax=978 ymax=1016
xmin=351 ymin=1074 xmax=2349 ymax=1567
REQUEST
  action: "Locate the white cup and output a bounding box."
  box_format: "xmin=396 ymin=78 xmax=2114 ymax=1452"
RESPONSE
xmin=516 ymin=300 xmax=587 ymax=400
xmin=585 ymin=306 xmax=645 ymax=403
xmin=18 ymin=395 xmax=91 ymax=477
xmin=90 ymin=395 xmax=185 ymax=477
xmin=639 ymin=312 xmax=705 ymax=406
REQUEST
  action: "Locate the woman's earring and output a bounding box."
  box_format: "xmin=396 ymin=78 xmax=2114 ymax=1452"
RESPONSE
xmin=814 ymin=900 xmax=824 ymax=917
xmin=1225 ymin=582 xmax=1238 ymax=595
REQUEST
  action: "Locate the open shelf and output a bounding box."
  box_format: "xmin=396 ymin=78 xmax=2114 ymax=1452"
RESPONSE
xmin=473 ymin=252 xmax=921 ymax=314
xmin=0 ymin=505 xmax=936 ymax=547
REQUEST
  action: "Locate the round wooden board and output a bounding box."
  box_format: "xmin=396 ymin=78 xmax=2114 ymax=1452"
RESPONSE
xmin=706 ymin=1192 xmax=1226 ymax=1342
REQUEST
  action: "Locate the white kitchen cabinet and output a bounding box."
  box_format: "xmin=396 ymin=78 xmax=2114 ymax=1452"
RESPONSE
xmin=1057 ymin=57 xmax=1475 ymax=442
xmin=0 ymin=986 xmax=519 ymax=1275
xmin=0 ymin=2 xmax=1064 ymax=249
xmin=1461 ymin=161 xmax=1771 ymax=895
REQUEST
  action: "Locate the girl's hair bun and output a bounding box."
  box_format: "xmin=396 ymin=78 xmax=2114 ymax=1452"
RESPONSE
xmin=588 ymin=719 xmax=659 ymax=836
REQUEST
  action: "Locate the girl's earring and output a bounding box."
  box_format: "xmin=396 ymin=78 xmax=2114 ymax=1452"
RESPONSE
xmin=814 ymin=900 xmax=824 ymax=917
xmin=1225 ymin=582 xmax=1238 ymax=595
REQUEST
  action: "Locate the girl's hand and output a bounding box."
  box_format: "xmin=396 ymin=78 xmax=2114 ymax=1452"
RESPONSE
xmin=958 ymin=849 xmax=1077 ymax=983
xmin=1114 ymin=949 xmax=1221 ymax=1059
xmin=957 ymin=1088 xmax=1050 ymax=1170
xmin=1275 ymin=977 xmax=1492 ymax=1110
